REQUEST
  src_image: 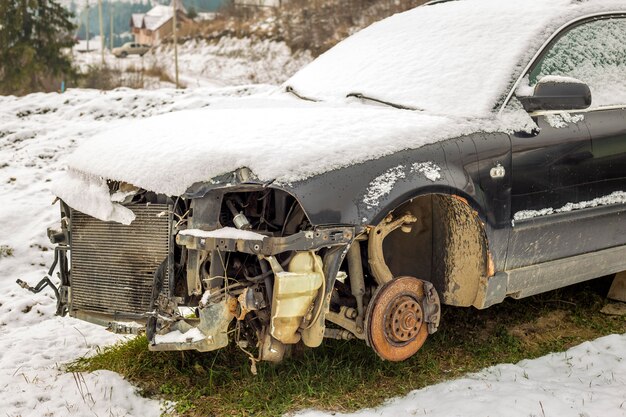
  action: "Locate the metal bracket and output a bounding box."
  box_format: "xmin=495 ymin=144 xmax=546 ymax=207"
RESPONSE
xmin=368 ymin=213 xmax=418 ymax=285
xmin=325 ymin=306 xmax=366 ymax=340
xmin=422 ymin=280 xmax=441 ymax=334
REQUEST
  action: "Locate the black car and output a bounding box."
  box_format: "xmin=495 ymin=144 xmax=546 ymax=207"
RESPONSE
xmin=24 ymin=0 xmax=626 ymax=363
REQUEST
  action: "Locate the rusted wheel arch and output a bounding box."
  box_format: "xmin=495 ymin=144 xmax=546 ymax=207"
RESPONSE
xmin=367 ymin=193 xmax=493 ymax=308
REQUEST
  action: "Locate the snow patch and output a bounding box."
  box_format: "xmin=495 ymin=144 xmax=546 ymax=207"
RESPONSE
xmin=154 ymin=327 xmax=207 ymax=344
xmin=515 ymin=75 xmax=535 ymax=97
xmin=514 ymin=207 xmax=555 ymax=221
xmin=110 ymin=189 xmax=136 ymax=203
xmin=51 ymin=169 xmax=136 ymax=225
xmin=545 ymin=112 xmax=585 ymax=129
xmin=539 ymin=75 xmax=588 ymax=84
xmin=411 ymin=161 xmax=441 ymax=182
xmin=558 ymin=191 xmax=626 ymax=213
xmin=363 ymin=165 xmax=406 ymax=209
xmin=514 ymin=191 xmax=626 ymax=221
xmin=200 ymin=290 xmax=212 ymax=307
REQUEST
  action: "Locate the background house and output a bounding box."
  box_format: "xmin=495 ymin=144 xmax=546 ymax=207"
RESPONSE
xmin=131 ymin=0 xmax=190 ymax=45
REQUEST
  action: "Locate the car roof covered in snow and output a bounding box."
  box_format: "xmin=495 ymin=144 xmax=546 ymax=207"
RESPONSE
xmin=286 ymin=0 xmax=626 ymax=117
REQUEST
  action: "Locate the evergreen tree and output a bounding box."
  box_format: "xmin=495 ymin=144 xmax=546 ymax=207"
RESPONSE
xmin=187 ymin=6 xmax=198 ymax=19
xmin=0 ymin=0 xmax=77 ymax=95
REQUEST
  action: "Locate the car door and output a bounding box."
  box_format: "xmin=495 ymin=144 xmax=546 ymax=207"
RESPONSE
xmin=582 ymin=107 xmax=626 ymax=250
xmin=506 ymin=14 xmax=626 ymax=270
xmin=585 ymin=109 xmax=626 ymax=201
xmin=507 ymin=108 xmax=592 ymax=269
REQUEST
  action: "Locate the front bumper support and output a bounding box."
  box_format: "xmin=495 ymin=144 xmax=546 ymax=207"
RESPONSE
xmin=176 ymin=226 xmax=357 ymax=255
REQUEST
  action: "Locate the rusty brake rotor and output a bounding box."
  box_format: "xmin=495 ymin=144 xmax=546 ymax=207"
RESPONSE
xmin=366 ymin=276 xmax=433 ymax=361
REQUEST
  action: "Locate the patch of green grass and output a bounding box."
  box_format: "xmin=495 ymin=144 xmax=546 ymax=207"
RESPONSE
xmin=69 ymin=277 xmax=626 ymax=417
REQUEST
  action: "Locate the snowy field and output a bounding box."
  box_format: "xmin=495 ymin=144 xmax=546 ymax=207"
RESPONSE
xmin=73 ymin=36 xmax=314 ymax=89
xmin=0 ymin=86 xmax=625 ymax=417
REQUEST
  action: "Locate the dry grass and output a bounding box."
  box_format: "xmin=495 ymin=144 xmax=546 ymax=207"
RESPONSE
xmin=78 ymin=65 xmax=142 ymax=90
xmin=0 ymin=245 xmax=14 ymax=257
xmin=78 ymin=62 xmax=181 ymax=90
xmin=125 ymin=62 xmax=177 ymax=85
xmin=509 ymin=309 xmax=599 ymax=350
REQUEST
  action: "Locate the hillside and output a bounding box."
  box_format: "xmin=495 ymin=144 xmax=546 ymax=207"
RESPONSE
xmin=73 ymin=36 xmax=313 ymax=89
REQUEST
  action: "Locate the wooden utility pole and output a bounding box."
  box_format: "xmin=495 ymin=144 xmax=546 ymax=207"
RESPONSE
xmin=85 ymin=0 xmax=90 ymax=51
xmin=110 ymin=2 xmax=114 ymax=50
xmin=172 ymin=0 xmax=180 ymax=88
xmin=98 ymin=0 xmax=104 ymax=64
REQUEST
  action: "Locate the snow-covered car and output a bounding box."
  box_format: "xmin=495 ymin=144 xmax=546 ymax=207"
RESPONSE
xmin=112 ymin=42 xmax=151 ymax=58
xmin=24 ymin=0 xmax=626 ymax=363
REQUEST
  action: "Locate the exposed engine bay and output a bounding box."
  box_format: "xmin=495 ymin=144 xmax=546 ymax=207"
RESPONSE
xmin=22 ymin=176 xmax=441 ymax=366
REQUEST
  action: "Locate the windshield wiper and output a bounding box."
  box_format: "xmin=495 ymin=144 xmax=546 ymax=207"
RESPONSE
xmin=347 ymin=92 xmax=422 ymax=111
xmin=285 ymin=85 xmax=319 ymax=102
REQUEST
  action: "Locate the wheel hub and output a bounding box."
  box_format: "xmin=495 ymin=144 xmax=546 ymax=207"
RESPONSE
xmin=366 ymin=276 xmax=435 ymax=361
xmin=385 ymin=296 xmax=423 ymax=343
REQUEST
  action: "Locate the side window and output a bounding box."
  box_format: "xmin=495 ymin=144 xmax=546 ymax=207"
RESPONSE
xmin=529 ymin=17 xmax=626 ymax=108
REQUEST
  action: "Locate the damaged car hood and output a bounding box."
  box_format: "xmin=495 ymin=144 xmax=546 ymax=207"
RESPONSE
xmin=52 ymin=95 xmax=530 ymax=224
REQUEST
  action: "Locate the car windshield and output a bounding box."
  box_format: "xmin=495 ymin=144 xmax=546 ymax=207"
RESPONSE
xmin=285 ymin=0 xmax=583 ymax=117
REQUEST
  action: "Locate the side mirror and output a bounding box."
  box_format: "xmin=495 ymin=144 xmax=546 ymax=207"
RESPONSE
xmin=518 ymin=77 xmax=592 ymax=112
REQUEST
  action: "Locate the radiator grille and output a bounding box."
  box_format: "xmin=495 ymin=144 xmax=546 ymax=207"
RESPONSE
xmin=69 ymin=204 xmax=172 ymax=318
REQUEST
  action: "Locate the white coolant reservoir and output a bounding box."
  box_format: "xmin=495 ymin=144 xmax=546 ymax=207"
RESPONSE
xmin=269 ymin=252 xmax=324 ymax=344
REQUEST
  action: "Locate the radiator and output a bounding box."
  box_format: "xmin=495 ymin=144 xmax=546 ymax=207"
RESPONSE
xmin=69 ymin=204 xmax=172 ymax=320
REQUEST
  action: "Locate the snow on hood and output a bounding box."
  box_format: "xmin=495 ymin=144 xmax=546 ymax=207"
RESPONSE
xmin=54 ymin=96 xmax=534 ymax=223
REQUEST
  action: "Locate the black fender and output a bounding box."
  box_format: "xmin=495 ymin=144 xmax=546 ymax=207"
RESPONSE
xmin=282 ymin=133 xmax=512 ymax=307
xmin=282 ymin=134 xmax=509 ymax=266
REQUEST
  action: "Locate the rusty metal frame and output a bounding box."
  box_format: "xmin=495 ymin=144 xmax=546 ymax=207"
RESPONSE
xmin=177 ymin=225 xmax=357 ymax=255
xmin=367 ymin=213 xmax=418 ymax=285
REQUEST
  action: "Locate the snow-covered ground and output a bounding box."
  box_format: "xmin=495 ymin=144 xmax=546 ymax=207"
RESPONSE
xmin=300 ymin=334 xmax=626 ymax=417
xmin=1 ymin=86 xmax=625 ymax=417
xmin=73 ymin=36 xmax=313 ymax=89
